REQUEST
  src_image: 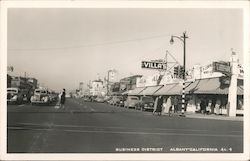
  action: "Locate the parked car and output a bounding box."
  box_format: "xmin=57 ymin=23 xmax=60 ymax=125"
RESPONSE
xmin=116 ymin=96 xmax=126 ymax=107
xmin=124 ymin=96 xmax=139 ymax=109
xmin=107 ymin=96 xmax=115 ymax=104
xmin=108 ymin=96 xmax=124 ymax=106
xmin=95 ymin=96 xmax=105 ymax=103
xmin=30 ymin=89 xmax=50 ymax=105
xmin=135 ymin=96 xmax=155 ymax=111
xmin=104 ymin=96 xmax=112 ymax=103
xmin=83 ymin=96 xmax=91 ymax=102
xmin=90 ymin=96 xmax=97 ymax=102
xmin=7 ymin=88 xmax=24 ymax=104
xmin=48 ymin=91 xmax=58 ymax=102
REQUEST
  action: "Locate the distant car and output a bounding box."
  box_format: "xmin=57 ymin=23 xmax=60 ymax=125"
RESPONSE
xmin=95 ymin=96 xmax=105 ymax=103
xmin=135 ymin=96 xmax=155 ymax=111
xmin=116 ymin=96 xmax=126 ymax=107
xmin=30 ymin=89 xmax=50 ymax=105
xmin=83 ymin=96 xmax=91 ymax=102
xmin=103 ymin=96 xmax=112 ymax=103
xmin=107 ymin=96 xmax=115 ymax=104
xmin=48 ymin=91 xmax=58 ymax=102
xmin=90 ymin=96 xmax=97 ymax=102
xmin=108 ymin=96 xmax=123 ymax=106
xmin=124 ymin=96 xmax=139 ymax=109
xmin=7 ymin=88 xmax=24 ymax=104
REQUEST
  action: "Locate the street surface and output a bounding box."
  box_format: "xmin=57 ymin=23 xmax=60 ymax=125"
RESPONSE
xmin=7 ymin=98 xmax=243 ymax=153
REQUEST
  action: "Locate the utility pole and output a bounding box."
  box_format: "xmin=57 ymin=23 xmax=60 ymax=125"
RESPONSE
xmin=170 ymin=32 xmax=189 ymax=116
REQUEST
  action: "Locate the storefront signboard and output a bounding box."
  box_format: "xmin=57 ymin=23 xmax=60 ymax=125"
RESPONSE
xmin=141 ymin=61 xmax=167 ymax=70
xmin=212 ymin=61 xmax=231 ymax=75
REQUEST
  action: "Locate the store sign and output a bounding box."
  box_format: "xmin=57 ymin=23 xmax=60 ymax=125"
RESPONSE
xmin=141 ymin=61 xmax=167 ymax=70
xmin=238 ymin=64 xmax=244 ymax=79
xmin=212 ymin=62 xmax=231 ymax=75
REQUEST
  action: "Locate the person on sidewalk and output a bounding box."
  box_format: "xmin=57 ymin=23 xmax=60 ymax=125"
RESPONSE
xmin=200 ymin=97 xmax=207 ymax=115
xmin=167 ymin=96 xmax=174 ymax=116
xmin=162 ymin=96 xmax=171 ymax=116
xmin=60 ymin=88 xmax=66 ymax=109
xmin=153 ymin=96 xmax=158 ymax=115
xmin=153 ymin=96 xmax=163 ymax=116
xmin=173 ymin=96 xmax=178 ymax=113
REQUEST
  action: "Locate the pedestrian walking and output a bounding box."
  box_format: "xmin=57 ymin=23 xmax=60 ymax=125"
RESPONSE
xmin=215 ymin=99 xmax=221 ymax=115
xmin=153 ymin=97 xmax=158 ymax=115
xmin=153 ymin=96 xmax=163 ymax=116
xmin=200 ymin=98 xmax=207 ymax=115
xmin=162 ymin=96 xmax=170 ymax=114
xmin=60 ymin=88 xmax=66 ymax=109
xmin=173 ymin=96 xmax=178 ymax=113
xmin=166 ymin=96 xmax=173 ymax=116
xmin=207 ymin=99 xmax=212 ymax=114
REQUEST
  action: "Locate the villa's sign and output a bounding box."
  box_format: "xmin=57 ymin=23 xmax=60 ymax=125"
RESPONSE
xmin=141 ymin=61 xmax=167 ymax=70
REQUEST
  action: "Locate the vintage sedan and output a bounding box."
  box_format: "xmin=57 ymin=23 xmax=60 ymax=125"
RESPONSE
xmin=7 ymin=88 xmax=24 ymax=104
xmin=30 ymin=89 xmax=50 ymax=105
xmin=124 ymin=96 xmax=139 ymax=109
xmin=95 ymin=96 xmax=105 ymax=103
xmin=135 ymin=96 xmax=155 ymax=111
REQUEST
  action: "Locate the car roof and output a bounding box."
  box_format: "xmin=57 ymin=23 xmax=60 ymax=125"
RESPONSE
xmin=7 ymin=88 xmax=19 ymax=90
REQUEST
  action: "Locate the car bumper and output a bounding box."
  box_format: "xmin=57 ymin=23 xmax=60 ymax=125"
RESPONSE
xmin=143 ymin=106 xmax=154 ymax=110
xmin=31 ymin=100 xmax=49 ymax=104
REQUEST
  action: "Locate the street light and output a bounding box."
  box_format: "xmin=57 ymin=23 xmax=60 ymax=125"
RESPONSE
xmin=170 ymin=32 xmax=188 ymax=116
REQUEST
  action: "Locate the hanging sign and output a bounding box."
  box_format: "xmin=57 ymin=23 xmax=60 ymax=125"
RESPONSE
xmin=141 ymin=61 xmax=167 ymax=70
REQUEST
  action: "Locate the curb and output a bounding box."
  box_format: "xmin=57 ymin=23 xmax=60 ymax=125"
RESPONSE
xmin=162 ymin=113 xmax=243 ymax=121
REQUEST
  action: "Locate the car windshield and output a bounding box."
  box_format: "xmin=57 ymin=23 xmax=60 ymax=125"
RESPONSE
xmin=142 ymin=97 xmax=154 ymax=102
xmin=7 ymin=89 xmax=18 ymax=93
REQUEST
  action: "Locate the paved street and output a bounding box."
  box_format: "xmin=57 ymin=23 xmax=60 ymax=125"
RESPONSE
xmin=7 ymin=98 xmax=243 ymax=153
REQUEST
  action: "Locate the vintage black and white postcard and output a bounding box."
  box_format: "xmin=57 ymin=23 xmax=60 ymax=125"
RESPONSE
xmin=0 ymin=1 xmax=249 ymax=161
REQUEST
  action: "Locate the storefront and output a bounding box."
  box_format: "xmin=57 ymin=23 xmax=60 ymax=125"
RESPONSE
xmin=184 ymin=77 xmax=244 ymax=115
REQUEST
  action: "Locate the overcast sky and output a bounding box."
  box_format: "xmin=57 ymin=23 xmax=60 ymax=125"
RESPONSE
xmin=7 ymin=8 xmax=243 ymax=91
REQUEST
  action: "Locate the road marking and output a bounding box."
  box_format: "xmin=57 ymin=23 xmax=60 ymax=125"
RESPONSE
xmin=7 ymin=126 xmax=242 ymax=138
xmin=16 ymin=122 xmax=242 ymax=133
xmin=18 ymin=104 xmax=25 ymax=107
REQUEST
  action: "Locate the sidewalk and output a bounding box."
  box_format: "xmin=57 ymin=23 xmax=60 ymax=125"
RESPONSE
xmin=162 ymin=112 xmax=243 ymax=121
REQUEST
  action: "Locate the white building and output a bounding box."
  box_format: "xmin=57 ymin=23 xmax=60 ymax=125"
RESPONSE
xmin=89 ymin=80 xmax=106 ymax=96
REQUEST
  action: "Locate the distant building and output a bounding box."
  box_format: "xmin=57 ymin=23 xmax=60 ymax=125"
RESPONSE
xmin=120 ymin=75 xmax=142 ymax=91
xmin=11 ymin=76 xmax=31 ymax=89
xmin=110 ymin=82 xmax=121 ymax=95
xmin=27 ymin=78 xmax=38 ymax=90
xmin=108 ymin=69 xmax=118 ymax=83
xmin=89 ymin=79 xmax=105 ymax=96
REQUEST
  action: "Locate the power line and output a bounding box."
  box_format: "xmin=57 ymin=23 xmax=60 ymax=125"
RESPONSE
xmin=8 ymin=32 xmax=180 ymax=52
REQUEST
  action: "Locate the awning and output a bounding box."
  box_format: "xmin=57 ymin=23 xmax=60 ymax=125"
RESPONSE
xmin=167 ymin=82 xmax=192 ymax=95
xmin=185 ymin=77 xmax=229 ymax=95
xmin=128 ymin=87 xmax=146 ymax=96
xmin=153 ymin=83 xmax=177 ymax=96
xmin=138 ymin=85 xmax=163 ymax=96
